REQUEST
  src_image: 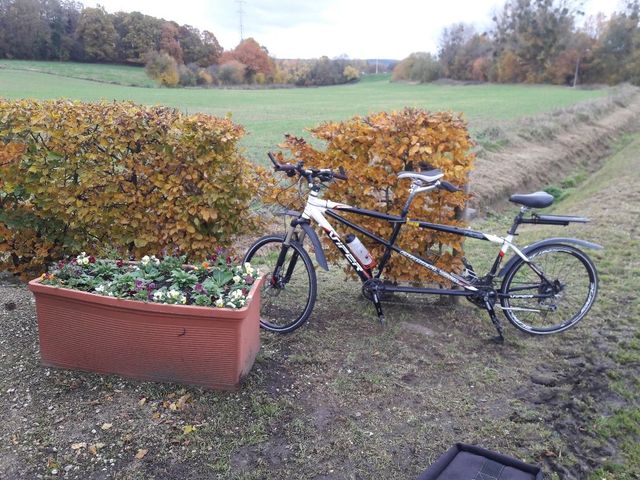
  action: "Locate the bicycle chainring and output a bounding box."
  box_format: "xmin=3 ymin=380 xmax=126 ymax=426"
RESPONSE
xmin=362 ymin=278 xmax=386 ymax=301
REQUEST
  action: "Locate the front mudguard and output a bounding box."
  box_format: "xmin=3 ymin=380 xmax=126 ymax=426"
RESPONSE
xmin=278 ymin=210 xmax=329 ymax=271
xmin=497 ymin=237 xmax=603 ymax=277
xmin=299 ymin=222 xmax=329 ymax=271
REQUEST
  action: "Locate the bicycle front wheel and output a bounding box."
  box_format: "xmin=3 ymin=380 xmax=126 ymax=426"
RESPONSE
xmin=500 ymin=243 xmax=598 ymax=335
xmin=243 ymin=235 xmax=317 ymax=333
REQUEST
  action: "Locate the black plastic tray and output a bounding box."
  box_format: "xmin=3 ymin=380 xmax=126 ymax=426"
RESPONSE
xmin=417 ymin=443 xmax=543 ymax=480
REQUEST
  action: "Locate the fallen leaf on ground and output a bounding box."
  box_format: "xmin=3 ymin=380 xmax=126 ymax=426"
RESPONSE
xmin=176 ymin=394 xmax=191 ymax=409
xmin=135 ymin=448 xmax=148 ymax=459
xmin=71 ymin=442 xmax=86 ymax=450
xmin=182 ymin=425 xmax=195 ymax=434
xmin=138 ymin=397 xmax=147 ymax=406
xmin=101 ymin=423 xmax=113 ymax=430
xmin=88 ymin=443 xmax=104 ymax=455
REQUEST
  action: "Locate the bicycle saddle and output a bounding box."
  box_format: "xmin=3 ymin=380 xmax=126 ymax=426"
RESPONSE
xmin=397 ymin=169 xmax=444 ymax=184
xmin=509 ymin=191 xmax=554 ymax=208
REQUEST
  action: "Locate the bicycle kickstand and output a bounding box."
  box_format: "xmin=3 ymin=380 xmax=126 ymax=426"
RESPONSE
xmin=372 ymin=293 xmax=386 ymax=326
xmin=484 ymin=296 xmax=504 ymax=343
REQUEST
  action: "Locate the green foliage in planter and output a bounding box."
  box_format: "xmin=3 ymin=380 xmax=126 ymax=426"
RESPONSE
xmin=41 ymin=252 xmax=258 ymax=309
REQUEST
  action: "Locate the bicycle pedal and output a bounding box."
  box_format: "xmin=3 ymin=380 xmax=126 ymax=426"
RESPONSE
xmin=378 ymin=315 xmax=386 ymax=326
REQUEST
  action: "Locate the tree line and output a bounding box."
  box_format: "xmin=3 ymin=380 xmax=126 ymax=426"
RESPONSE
xmin=0 ymin=0 xmax=222 ymax=66
xmin=0 ymin=0 xmax=367 ymax=87
xmin=393 ymin=0 xmax=640 ymax=86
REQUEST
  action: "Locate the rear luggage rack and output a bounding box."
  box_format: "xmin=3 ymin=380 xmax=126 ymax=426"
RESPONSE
xmin=520 ymin=213 xmax=589 ymax=226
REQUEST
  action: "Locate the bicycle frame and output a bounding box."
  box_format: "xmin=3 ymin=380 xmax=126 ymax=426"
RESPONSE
xmin=293 ymin=188 xmax=534 ymax=298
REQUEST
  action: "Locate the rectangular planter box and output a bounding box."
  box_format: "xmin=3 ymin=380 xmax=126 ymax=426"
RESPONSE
xmin=28 ymin=276 xmax=263 ymax=390
xmin=417 ymin=443 xmax=543 ymax=480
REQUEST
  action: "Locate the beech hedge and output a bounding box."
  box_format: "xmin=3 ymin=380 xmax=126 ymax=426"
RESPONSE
xmin=265 ymin=108 xmax=475 ymax=284
xmin=0 ymin=99 xmax=265 ymax=279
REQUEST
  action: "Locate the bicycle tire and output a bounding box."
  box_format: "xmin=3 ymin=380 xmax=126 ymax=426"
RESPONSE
xmin=500 ymin=243 xmax=598 ymax=335
xmin=243 ymin=235 xmax=317 ymax=333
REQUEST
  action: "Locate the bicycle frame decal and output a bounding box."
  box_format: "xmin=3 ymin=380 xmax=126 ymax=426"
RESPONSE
xmin=326 ymin=229 xmax=369 ymax=278
xmin=396 ymin=249 xmax=476 ymax=290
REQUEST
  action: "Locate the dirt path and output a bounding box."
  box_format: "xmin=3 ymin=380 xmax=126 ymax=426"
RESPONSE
xmin=470 ymin=89 xmax=640 ymax=211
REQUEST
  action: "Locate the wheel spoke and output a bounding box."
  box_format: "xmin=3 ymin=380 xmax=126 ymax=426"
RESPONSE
xmin=501 ymin=245 xmax=597 ymax=334
xmin=244 ymin=236 xmax=316 ymax=333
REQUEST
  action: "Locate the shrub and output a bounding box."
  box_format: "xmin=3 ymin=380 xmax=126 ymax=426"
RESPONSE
xmin=0 ymin=99 xmax=268 ymax=279
xmin=178 ymin=64 xmax=197 ymax=86
xmin=343 ymin=65 xmax=360 ymax=81
xmin=264 ymin=108 xmax=474 ymax=284
xmin=145 ymin=50 xmax=179 ymax=87
xmin=196 ymin=69 xmax=213 ymax=85
xmin=218 ymin=60 xmax=246 ymax=85
xmin=392 ymin=52 xmax=442 ymax=83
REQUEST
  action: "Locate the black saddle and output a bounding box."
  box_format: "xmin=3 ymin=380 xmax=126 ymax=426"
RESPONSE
xmin=509 ymin=191 xmax=554 ymax=209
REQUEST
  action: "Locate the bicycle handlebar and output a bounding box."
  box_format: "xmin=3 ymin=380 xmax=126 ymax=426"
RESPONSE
xmin=267 ymin=152 xmax=348 ymax=182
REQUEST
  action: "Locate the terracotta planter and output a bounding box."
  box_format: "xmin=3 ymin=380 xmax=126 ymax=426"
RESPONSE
xmin=28 ymin=277 xmax=263 ymax=390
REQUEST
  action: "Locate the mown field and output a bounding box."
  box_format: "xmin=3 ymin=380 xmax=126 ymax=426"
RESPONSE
xmin=0 ymin=60 xmax=155 ymax=87
xmin=0 ymin=60 xmax=610 ymax=162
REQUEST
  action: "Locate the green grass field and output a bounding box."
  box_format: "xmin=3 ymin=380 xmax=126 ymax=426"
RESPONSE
xmin=0 ymin=61 xmax=610 ymax=162
xmin=0 ymin=59 xmax=155 ymax=87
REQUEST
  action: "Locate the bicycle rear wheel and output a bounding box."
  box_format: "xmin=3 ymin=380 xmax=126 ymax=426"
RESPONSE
xmin=500 ymin=243 xmax=598 ymax=334
xmin=243 ymin=235 xmax=317 ymax=333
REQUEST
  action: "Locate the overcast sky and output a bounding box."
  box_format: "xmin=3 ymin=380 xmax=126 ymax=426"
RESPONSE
xmin=85 ymin=0 xmax=623 ymax=59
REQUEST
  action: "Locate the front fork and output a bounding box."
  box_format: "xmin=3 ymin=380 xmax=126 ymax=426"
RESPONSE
xmin=273 ymin=225 xmax=307 ymax=286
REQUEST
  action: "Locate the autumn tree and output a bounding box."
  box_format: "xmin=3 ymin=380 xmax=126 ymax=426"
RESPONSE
xmin=439 ymin=23 xmax=476 ymax=78
xmin=221 ymin=37 xmax=273 ymax=82
xmin=198 ymin=30 xmax=223 ymax=66
xmin=439 ymin=26 xmax=494 ymax=81
xmin=159 ymin=22 xmax=183 ymax=63
xmin=113 ymin=11 xmax=162 ymax=64
xmin=492 ymin=0 xmax=578 ymax=82
xmin=75 ymin=6 xmax=117 ymax=62
xmin=0 ymin=0 xmax=51 ymax=59
xmin=587 ymin=2 xmax=639 ymax=84
xmin=392 ymin=52 xmax=441 ymax=83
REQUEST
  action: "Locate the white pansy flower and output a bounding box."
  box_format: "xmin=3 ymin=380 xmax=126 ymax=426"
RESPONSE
xmin=150 ymin=255 xmax=160 ymax=265
xmin=233 ymin=275 xmax=241 ymax=284
xmin=76 ymin=252 xmax=90 ymax=265
xmin=226 ymin=302 xmax=237 ymax=308
xmin=141 ymin=255 xmax=151 ymax=266
xmin=232 ymin=289 xmax=245 ymax=300
xmin=153 ymin=291 xmax=166 ymax=301
xmin=95 ymin=285 xmax=105 ymax=293
xmin=244 ymin=262 xmax=255 ymax=276
xmin=215 ymin=298 xmax=225 ymax=308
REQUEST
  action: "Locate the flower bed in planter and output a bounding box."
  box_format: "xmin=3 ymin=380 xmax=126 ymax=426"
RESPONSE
xmin=28 ymin=254 xmax=263 ymax=390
